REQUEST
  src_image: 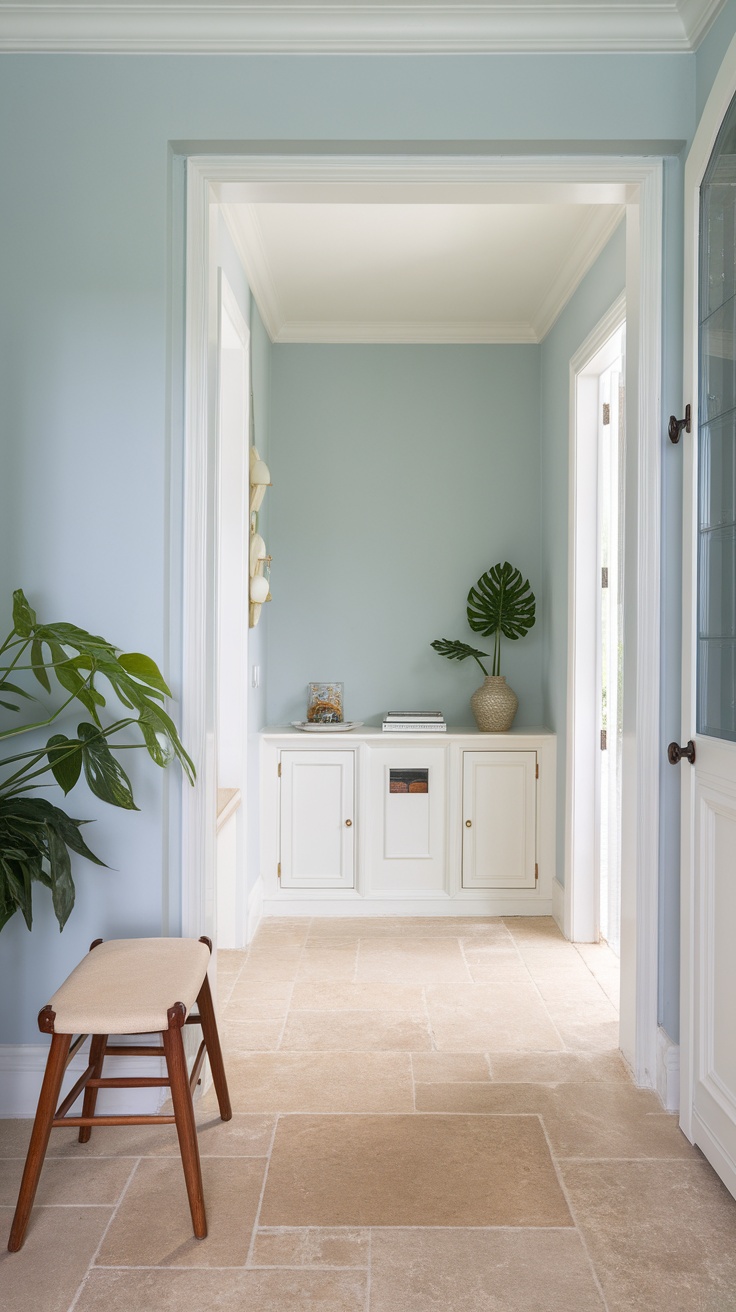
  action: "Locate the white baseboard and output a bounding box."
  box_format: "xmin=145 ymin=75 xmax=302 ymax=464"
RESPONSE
xmin=656 ymin=1026 xmax=680 ymax=1112
xmin=262 ymin=895 xmax=554 ymax=917
xmin=246 ymin=875 xmax=264 ymax=943
xmin=552 ymin=877 xmax=565 ymax=936
xmin=0 ymin=1043 xmax=167 ymax=1119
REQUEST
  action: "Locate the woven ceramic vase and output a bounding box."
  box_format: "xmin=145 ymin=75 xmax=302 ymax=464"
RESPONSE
xmin=470 ymin=675 xmax=519 ymax=731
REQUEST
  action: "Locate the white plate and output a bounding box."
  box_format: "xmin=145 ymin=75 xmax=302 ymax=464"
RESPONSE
xmin=291 ymin=720 xmax=364 ymax=733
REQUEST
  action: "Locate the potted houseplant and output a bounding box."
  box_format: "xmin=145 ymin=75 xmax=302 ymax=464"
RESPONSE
xmin=0 ymin=589 xmax=194 ymax=932
xmin=431 ymin=560 xmax=536 ymax=730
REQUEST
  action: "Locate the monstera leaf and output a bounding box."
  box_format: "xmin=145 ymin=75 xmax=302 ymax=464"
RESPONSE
xmin=430 ymin=640 xmax=489 ymax=675
xmin=467 ymin=562 xmax=536 ymax=674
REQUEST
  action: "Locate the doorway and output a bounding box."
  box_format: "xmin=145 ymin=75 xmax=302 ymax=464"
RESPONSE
xmin=178 ymin=153 xmax=662 ymax=1088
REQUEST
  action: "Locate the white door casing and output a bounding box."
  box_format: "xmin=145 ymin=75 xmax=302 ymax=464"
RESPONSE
xmin=181 ymin=153 xmax=662 ymax=1086
xmin=680 ymin=28 xmax=736 ymax=1193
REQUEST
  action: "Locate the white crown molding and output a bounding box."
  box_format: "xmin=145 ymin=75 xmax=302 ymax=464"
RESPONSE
xmin=273 ymin=320 xmax=540 ymax=344
xmin=221 ymin=204 xmax=282 ymax=342
xmin=533 ymin=204 xmax=625 ymax=340
xmin=0 ymin=1 xmax=726 ymax=54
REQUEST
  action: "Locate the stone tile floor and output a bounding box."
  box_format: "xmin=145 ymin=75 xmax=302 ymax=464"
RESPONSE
xmin=2 ymin=916 xmax=736 ymax=1310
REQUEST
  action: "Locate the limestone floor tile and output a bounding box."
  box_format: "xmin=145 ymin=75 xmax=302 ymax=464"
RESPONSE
xmin=460 ymin=949 xmax=532 ymax=984
xmin=503 ymin=916 xmax=566 ymax=940
xmin=201 ymin=1052 xmax=414 ymax=1113
xmin=562 ymin=1158 xmax=736 ymax=1311
xmin=290 ymin=981 xmax=426 ymax=1012
xmin=251 ymin=919 xmax=313 ymax=947
xmin=489 ymin=1050 xmax=631 ymax=1083
xmin=540 ymin=993 xmax=619 ymax=1023
xmin=280 ymin=1010 xmax=432 ymax=1051
xmin=74 ymin=1267 xmax=367 ymax=1311
xmin=307 ymin=917 xmax=503 ymax=940
xmin=242 ymin=947 xmax=304 ymax=979
xmin=96 ymin=1155 xmax=265 ymax=1267
xmin=414 ymin=1081 xmax=542 ymax=1114
xmin=217 ymin=948 xmax=249 ymax=976
xmin=295 ymin=944 xmax=359 ymax=981
xmin=410 ymin=1052 xmax=491 ymax=1083
xmin=425 ymin=982 xmax=564 ymax=1052
xmin=250 ymin=1226 xmax=370 ymax=1267
xmin=355 ymin=938 xmax=471 ymax=983
xmin=224 ymin=979 xmax=293 ymax=1019
xmin=259 ymin=1113 xmax=572 ymax=1227
xmin=0 ymin=1204 xmax=113 ymax=1312
xmin=369 ymin=1228 xmax=605 ymax=1312
xmin=554 ymin=1018 xmax=621 ymax=1052
xmin=222 ymin=1019 xmax=285 ymax=1052
xmin=0 ymin=1111 xmax=273 ymax=1161
xmin=0 ymin=1154 xmax=133 ymax=1206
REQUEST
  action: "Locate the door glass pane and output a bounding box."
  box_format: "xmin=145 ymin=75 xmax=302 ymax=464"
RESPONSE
xmin=698 ymin=94 xmax=736 ymax=740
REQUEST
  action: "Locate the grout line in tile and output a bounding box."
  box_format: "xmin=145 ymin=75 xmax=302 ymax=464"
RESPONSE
xmin=409 ymin=1055 xmax=417 ymax=1112
xmin=245 ymin=1114 xmax=280 ymax=1269
xmin=536 ymin=1114 xmax=612 ymax=1312
xmin=484 ymin=1052 xmax=494 ymax=1079
xmin=66 ymin=1156 xmax=142 ymax=1312
xmin=353 ymin=939 xmax=361 ymax=984
xmin=457 ymin=936 xmax=474 ymax=984
xmin=365 ymin=1227 xmax=372 ymax=1312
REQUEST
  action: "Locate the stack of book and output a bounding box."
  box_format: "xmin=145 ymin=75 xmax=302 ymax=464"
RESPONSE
xmin=382 ymin=711 xmax=446 ymax=733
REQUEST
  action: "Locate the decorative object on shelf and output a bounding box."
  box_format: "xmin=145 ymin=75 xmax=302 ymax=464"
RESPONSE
xmin=382 ymin=711 xmax=446 ymax=733
xmin=249 ymin=445 xmax=272 ymax=629
xmin=0 ymin=589 xmax=194 ymax=933
xmin=291 ymin=720 xmax=364 ymax=733
xmin=431 ymin=560 xmax=536 ymax=732
xmin=307 ymin=681 xmax=344 ymax=724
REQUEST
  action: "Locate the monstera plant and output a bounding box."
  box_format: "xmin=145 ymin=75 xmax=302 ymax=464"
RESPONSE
xmin=0 ymin=589 xmax=194 ymax=933
xmin=432 ymin=561 xmax=536 ymax=730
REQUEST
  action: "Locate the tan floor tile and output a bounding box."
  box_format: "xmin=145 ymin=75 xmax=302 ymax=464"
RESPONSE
xmin=0 ymin=1204 xmax=113 ymax=1312
xmin=290 ymin=981 xmax=426 ymax=1012
xmin=74 ymin=1267 xmax=367 ymax=1311
xmin=307 ymin=917 xmax=503 ymax=940
xmin=425 ymin=982 xmax=564 ymax=1052
xmin=415 ymin=1081 xmax=542 ymax=1114
xmin=260 ymin=1113 xmax=572 ymax=1227
xmin=217 ymin=948 xmax=248 ymax=976
xmin=242 ymin=947 xmax=304 ymax=979
xmin=555 ymin=1019 xmax=621 ymax=1052
xmin=251 ymin=1227 xmax=369 ymax=1267
xmin=461 ymin=948 xmax=532 ymax=984
xmin=490 ymin=1050 xmax=631 ymax=1083
xmin=356 ymin=938 xmax=471 ymax=983
xmin=503 ymin=916 xmax=566 ymax=940
xmin=224 ymin=979 xmax=293 ymax=1019
xmin=562 ymin=1159 xmax=736 ymax=1311
xmin=251 ymin=919 xmax=313 ymax=947
xmin=95 ymin=1156 xmax=265 ymax=1267
xmin=370 ymin=1228 xmax=605 ymax=1311
xmin=0 ymin=1155 xmax=133 ymax=1206
xmin=201 ymin=1053 xmax=414 ymax=1113
xmin=0 ymin=1111 xmax=272 ymax=1161
xmin=280 ymin=1011 xmax=432 ymax=1051
xmin=295 ymin=944 xmax=359 ymax=981
xmin=222 ymin=1019 xmax=285 ymax=1052
xmin=411 ymin=1052 xmax=491 ymax=1083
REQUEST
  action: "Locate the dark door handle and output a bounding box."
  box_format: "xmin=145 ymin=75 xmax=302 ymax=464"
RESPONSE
xmin=668 ymin=405 xmax=691 ymax=444
xmin=667 ymin=740 xmax=696 ymax=765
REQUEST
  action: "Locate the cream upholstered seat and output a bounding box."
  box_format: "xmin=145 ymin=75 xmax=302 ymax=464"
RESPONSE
xmin=48 ymin=937 xmax=211 ymax=1035
xmin=8 ymin=935 xmax=231 ymax=1254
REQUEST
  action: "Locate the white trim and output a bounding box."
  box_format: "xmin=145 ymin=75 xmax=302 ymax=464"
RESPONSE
xmin=183 ymin=152 xmax=662 ymax=1089
xmin=657 ymin=1026 xmax=681 ymax=1112
xmin=0 ymin=1045 xmax=167 ymax=1119
xmin=272 ymin=320 xmax=540 ymax=345
xmin=246 ymin=874 xmax=264 ymax=944
xmin=263 ymin=895 xmax=555 ymax=918
xmin=565 ymin=292 xmax=627 ymax=946
xmin=221 ymin=204 xmax=283 ymax=346
xmin=533 ymin=208 xmax=626 ymax=342
xmin=680 ymin=27 xmax=736 ymax=1144
xmin=0 ymin=1 xmax=724 ymax=53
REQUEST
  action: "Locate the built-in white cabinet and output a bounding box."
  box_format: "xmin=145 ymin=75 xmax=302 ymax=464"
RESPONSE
xmin=461 ymin=751 xmax=537 ymax=890
xmin=262 ymin=728 xmax=556 ymax=916
xmin=278 ymin=749 xmax=355 ymax=889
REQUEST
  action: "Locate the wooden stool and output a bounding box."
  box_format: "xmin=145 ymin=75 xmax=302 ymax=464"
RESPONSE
xmin=8 ymin=935 xmax=231 ymax=1252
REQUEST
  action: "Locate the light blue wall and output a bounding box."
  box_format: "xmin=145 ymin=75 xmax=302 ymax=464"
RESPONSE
xmin=0 ymin=43 xmax=707 ymax=1047
xmin=696 ymin=0 xmax=736 ymax=121
xmin=266 ymin=345 xmax=542 ymax=728
xmin=539 ymin=221 xmax=627 ymax=883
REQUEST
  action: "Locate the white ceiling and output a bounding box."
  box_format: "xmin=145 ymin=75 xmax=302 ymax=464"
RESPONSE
xmin=0 ymin=0 xmax=726 ymax=52
xmin=223 ymin=200 xmax=625 ymax=344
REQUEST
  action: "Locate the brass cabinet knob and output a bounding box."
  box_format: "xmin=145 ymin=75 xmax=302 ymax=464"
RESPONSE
xmin=465 ymin=819 xmax=472 ymax=828
xmin=345 ymin=819 xmax=353 ymax=827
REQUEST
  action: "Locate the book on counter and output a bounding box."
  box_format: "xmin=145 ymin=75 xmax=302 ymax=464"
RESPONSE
xmin=382 ymin=710 xmax=446 ymax=732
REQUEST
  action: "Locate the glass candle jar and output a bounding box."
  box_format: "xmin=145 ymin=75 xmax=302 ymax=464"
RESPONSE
xmin=307 ymin=682 xmax=344 ymax=723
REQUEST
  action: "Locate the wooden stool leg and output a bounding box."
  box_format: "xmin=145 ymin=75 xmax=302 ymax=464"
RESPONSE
xmin=78 ymin=1033 xmax=108 ymax=1144
xmin=196 ymin=973 xmax=232 ymax=1122
xmin=163 ymin=1008 xmax=207 ymax=1240
xmin=8 ymin=1033 xmax=72 ymax=1252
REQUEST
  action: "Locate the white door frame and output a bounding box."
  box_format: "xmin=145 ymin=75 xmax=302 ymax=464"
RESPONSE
xmin=566 ymin=292 xmax=626 ymax=946
xmin=180 ymin=152 xmax=662 ymax=1086
xmin=680 ymin=30 xmax=736 ymax=1142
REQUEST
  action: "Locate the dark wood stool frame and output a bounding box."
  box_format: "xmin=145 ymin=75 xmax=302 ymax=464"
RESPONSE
xmin=8 ymin=935 xmax=231 ymax=1252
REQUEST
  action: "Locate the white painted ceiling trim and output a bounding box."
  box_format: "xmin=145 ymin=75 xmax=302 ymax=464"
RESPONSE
xmin=0 ymin=0 xmax=726 ymax=53
xmin=531 ymin=204 xmax=625 ymax=340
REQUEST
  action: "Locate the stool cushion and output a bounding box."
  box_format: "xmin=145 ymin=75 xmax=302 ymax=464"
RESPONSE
xmin=48 ymin=938 xmax=211 ymax=1035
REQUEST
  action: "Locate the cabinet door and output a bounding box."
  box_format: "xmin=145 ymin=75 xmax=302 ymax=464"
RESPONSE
xmin=462 ymin=752 xmax=536 ymax=889
xmin=279 ymin=750 xmax=355 ymax=889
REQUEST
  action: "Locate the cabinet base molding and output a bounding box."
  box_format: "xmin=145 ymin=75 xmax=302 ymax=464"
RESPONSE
xmin=263 ymin=895 xmax=554 ymax=918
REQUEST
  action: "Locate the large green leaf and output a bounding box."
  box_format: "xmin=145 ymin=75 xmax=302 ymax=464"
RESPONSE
xmin=47 ymin=733 xmax=83 ymax=795
xmin=45 ymin=821 xmax=75 ymax=928
xmin=118 ymin=652 xmax=172 ymax=698
xmin=430 ymin=639 xmax=489 ymax=675
xmin=12 ymin=590 xmax=36 ymax=638
xmin=77 ymin=723 xmax=138 ymax=810
xmin=467 ymin=561 xmax=536 ymax=641
xmin=0 ymin=795 xmax=107 ymax=932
